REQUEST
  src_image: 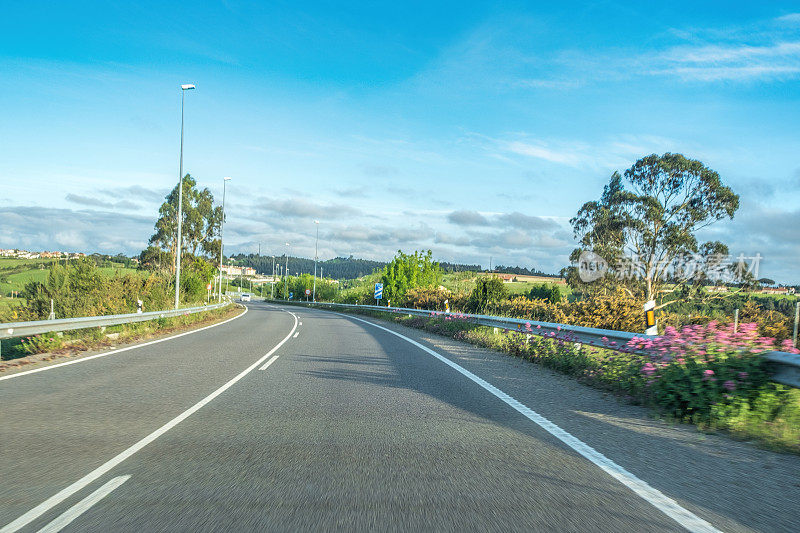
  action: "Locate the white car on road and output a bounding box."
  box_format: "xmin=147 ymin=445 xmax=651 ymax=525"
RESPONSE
xmin=240 ymin=293 xmax=251 ymax=302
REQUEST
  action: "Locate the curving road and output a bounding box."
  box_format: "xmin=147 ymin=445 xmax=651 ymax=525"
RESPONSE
xmin=1 ymin=302 xmax=799 ymax=532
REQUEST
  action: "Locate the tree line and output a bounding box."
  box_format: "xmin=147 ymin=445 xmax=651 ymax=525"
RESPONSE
xmin=229 ymin=254 xmax=386 ymax=280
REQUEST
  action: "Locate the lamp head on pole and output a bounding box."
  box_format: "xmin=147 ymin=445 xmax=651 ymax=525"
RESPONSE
xmin=223 ymin=176 xmax=232 ymax=181
xmin=181 ymin=84 xmax=196 ymax=90
xmin=314 ymin=220 xmax=319 ymax=224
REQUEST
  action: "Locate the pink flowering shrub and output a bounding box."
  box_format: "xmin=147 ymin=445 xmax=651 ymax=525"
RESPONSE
xmin=622 ymin=322 xmax=778 ymax=423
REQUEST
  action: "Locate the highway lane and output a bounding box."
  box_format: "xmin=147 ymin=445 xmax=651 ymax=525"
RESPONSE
xmin=0 ymin=304 xmax=291 ymax=528
xmin=2 ymin=302 xmax=798 ymax=531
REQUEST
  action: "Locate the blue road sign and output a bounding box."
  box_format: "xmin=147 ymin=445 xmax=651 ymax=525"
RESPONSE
xmin=374 ymin=283 xmax=383 ymax=299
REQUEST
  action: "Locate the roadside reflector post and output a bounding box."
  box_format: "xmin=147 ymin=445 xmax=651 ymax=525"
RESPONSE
xmin=734 ymin=308 xmax=739 ymax=334
xmin=644 ymin=300 xmax=657 ymax=336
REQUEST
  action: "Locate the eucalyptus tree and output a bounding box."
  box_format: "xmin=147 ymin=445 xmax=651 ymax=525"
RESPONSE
xmin=569 ymin=153 xmax=739 ymax=304
xmin=147 ymin=174 xmax=223 ymax=271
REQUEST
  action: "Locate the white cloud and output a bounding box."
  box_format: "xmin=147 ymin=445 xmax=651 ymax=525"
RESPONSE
xmin=504 ymin=141 xmax=585 ymax=166
xmin=257 ymin=198 xmax=362 ymax=220
xmin=447 ymin=210 xmax=490 ymax=226
xmin=420 ymin=12 xmax=800 ymax=88
xmin=653 ymin=41 xmax=800 ymax=81
xmin=776 ymin=13 xmax=800 ymax=24
xmin=489 ymin=134 xmax=681 ymax=171
xmin=0 ymin=206 xmax=153 ymax=255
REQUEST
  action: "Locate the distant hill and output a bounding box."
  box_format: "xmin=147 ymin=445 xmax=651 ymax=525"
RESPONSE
xmin=492 ymin=264 xmax=560 ymax=278
xmin=229 ymin=255 xmax=384 ymax=280
xmin=228 ymin=254 xmax=484 ymax=280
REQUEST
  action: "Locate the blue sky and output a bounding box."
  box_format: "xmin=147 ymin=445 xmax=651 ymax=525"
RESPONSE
xmin=1 ymin=1 xmax=799 ymax=281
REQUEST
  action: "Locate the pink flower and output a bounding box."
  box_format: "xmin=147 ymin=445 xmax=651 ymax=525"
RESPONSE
xmin=723 ymin=380 xmax=736 ymax=391
xmin=780 ymin=339 xmax=800 ymax=354
xmin=641 ymin=362 xmax=657 ymax=376
xmin=738 ymin=372 xmax=748 ymax=380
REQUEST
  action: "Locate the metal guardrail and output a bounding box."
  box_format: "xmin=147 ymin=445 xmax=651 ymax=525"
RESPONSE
xmin=0 ymin=301 xmax=232 ymax=341
xmin=281 ymin=300 xmax=800 ymax=388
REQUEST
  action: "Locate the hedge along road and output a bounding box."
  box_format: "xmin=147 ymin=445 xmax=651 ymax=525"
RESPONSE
xmin=1 ymin=301 xmax=798 ymax=532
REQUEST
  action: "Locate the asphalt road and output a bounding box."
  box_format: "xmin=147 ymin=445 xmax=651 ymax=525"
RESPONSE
xmin=1 ymin=302 xmax=798 ymax=532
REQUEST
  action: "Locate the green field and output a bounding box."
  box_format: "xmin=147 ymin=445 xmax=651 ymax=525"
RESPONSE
xmin=0 ymin=258 xmax=147 ymax=320
xmin=0 ymin=258 xmax=142 ymax=297
xmin=4 ymin=268 xmax=48 ymax=292
xmin=440 ymin=272 xmax=571 ymax=298
xmin=0 ymin=257 xmax=56 ymax=269
xmin=0 ymin=298 xmax=24 ymax=316
xmin=333 ymin=271 xmax=572 ymax=300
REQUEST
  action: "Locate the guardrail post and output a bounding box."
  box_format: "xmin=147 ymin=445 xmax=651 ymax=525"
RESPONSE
xmin=734 ymin=308 xmax=739 ymax=334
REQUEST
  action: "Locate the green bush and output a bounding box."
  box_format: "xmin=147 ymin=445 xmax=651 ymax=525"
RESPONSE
xmin=8 ymin=257 xmax=213 ymax=321
xmin=380 ymin=250 xmax=442 ymax=303
xmin=526 ymin=283 xmax=562 ymax=304
xmin=467 ymin=276 xmax=508 ymax=314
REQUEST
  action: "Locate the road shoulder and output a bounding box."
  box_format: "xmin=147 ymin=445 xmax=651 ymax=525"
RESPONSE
xmin=329 ymin=308 xmax=800 ymax=533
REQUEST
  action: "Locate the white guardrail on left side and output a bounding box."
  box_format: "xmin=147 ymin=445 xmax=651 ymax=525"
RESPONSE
xmin=277 ymin=300 xmax=800 ymax=388
xmin=0 ymin=301 xmax=232 ymax=344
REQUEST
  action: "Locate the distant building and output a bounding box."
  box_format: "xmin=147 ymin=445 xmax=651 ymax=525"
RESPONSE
xmin=480 ymin=272 xmax=566 ymax=284
xmin=221 ymin=265 xmax=256 ymax=277
xmin=760 ymin=287 xmax=790 ymax=295
xmin=1 ymin=249 xmax=85 ymax=260
xmin=706 ymin=286 xmax=729 ymax=293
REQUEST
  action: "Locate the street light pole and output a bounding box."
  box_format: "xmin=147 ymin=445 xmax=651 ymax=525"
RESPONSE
xmin=174 ymin=83 xmax=195 ymax=310
xmin=313 ymin=220 xmax=319 ymax=302
xmin=284 ymin=243 xmax=290 ymax=300
xmin=271 ymin=255 xmax=276 ymax=299
xmin=218 ymin=176 xmax=231 ymax=302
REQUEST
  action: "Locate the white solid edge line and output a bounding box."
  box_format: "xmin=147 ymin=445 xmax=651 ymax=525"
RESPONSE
xmin=0 ymin=306 xmax=248 ymax=382
xmin=1 ymin=311 xmax=298 ymax=533
xmin=36 ymin=475 xmax=131 ymax=533
xmin=293 ymin=332 xmax=299 ymax=338
xmin=259 ymin=355 xmax=280 ymax=370
xmin=338 ymin=312 xmax=721 ymax=533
